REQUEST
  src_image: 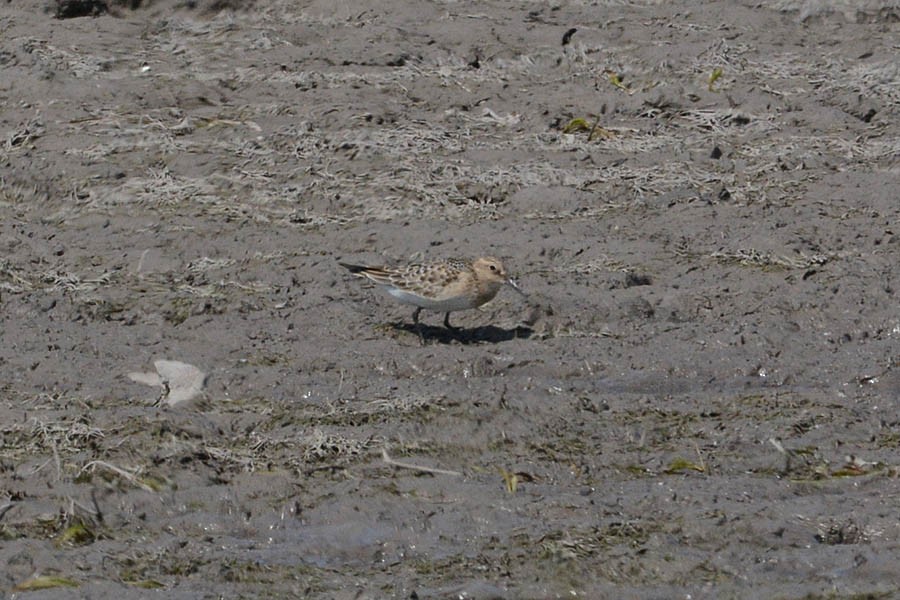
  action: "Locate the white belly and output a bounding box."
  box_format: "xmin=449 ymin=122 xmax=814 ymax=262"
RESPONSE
xmin=386 ymin=287 xmax=476 ymax=312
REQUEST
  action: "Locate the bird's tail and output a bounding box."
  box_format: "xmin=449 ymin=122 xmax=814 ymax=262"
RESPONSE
xmin=338 ymin=262 xmax=369 ymax=274
xmin=339 ymin=262 xmax=394 ymax=285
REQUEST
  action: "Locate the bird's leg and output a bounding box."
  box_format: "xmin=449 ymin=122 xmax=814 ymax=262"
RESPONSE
xmin=443 ymin=312 xmax=458 ymax=330
xmin=411 ymin=307 xmax=427 ymax=344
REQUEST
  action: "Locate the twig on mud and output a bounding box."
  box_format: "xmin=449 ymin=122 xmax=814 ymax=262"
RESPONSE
xmin=135 ymin=248 xmax=151 ymax=278
xmin=80 ymin=460 xmax=156 ymax=492
xmin=90 ymin=489 xmax=105 ymax=524
xmin=68 ymin=496 xmax=102 ymax=520
xmin=381 ymin=448 xmax=461 ymax=477
xmin=0 ymin=502 xmax=16 ymax=523
xmin=30 ymin=457 xmax=53 ymax=476
xmin=694 ymin=441 xmax=708 ymax=476
xmin=769 ymin=437 xmax=791 ymax=475
xmin=51 ymin=437 xmax=62 ymax=482
xmin=303 ymin=464 xmax=348 ymax=476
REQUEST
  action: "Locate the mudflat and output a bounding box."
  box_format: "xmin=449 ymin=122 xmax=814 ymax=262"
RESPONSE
xmin=1 ymin=0 xmax=898 ymax=597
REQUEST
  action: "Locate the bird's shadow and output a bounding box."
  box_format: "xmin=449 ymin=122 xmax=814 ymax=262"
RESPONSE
xmin=392 ymin=322 xmax=533 ymax=344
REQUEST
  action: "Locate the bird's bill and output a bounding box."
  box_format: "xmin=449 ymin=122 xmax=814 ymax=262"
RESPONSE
xmin=506 ymin=277 xmax=527 ymax=296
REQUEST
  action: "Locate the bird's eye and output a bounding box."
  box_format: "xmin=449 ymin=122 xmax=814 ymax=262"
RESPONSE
xmin=489 ymin=265 xmax=497 ymax=271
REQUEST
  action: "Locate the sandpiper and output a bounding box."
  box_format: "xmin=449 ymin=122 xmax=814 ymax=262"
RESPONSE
xmin=340 ymin=256 xmax=524 ymax=329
